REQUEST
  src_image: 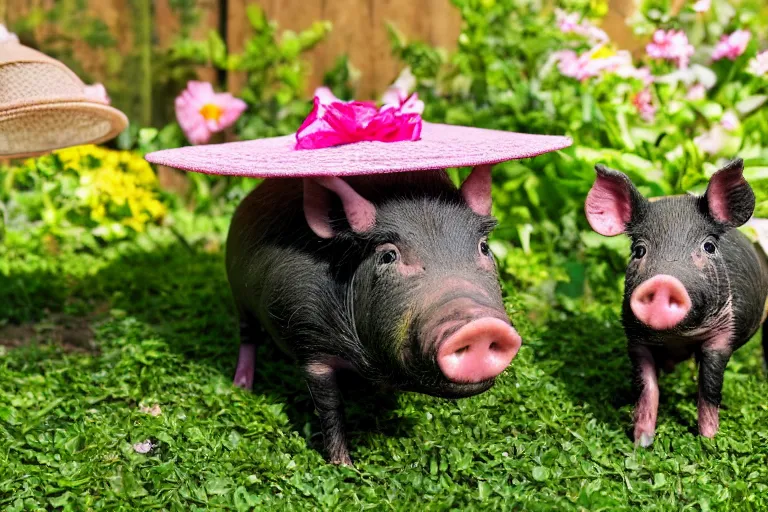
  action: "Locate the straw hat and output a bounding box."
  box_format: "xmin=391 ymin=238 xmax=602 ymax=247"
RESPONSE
xmin=0 ymin=39 xmax=129 ymax=159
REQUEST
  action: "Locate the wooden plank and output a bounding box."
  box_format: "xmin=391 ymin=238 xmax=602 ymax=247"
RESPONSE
xmin=226 ymin=0 xmax=247 ymax=94
xmin=369 ymin=0 xmax=460 ymax=99
xmin=226 ymin=0 xmax=461 ymax=100
xmin=320 ymin=0 xmax=373 ymax=97
xmin=602 ymin=0 xmax=645 ymax=55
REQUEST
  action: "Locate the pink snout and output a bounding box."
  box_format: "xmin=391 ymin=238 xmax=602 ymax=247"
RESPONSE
xmin=437 ymin=317 xmax=522 ymax=384
xmin=630 ymin=275 xmax=692 ymax=331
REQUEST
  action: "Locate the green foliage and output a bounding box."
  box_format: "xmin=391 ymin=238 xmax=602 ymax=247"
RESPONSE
xmin=3 ymin=213 xmax=768 ymax=509
xmin=156 ymin=4 xmax=332 ymax=143
xmin=322 ymin=55 xmax=361 ymax=101
xmin=390 ymin=0 xmax=768 ymax=298
xmin=4 ymin=2 xmax=768 ymax=507
xmin=0 ymin=146 xmax=167 ymax=248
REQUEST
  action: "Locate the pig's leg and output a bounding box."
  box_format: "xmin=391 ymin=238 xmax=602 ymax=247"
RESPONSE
xmin=305 ymin=361 xmax=352 ymax=465
xmin=697 ymin=345 xmax=731 ymax=438
xmin=762 ymin=320 xmax=768 ymax=373
xmin=233 ymin=318 xmax=257 ymax=390
xmin=630 ymin=345 xmax=659 ymax=447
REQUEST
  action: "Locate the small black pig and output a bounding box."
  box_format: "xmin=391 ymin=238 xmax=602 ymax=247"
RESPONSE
xmin=226 ymin=167 xmax=522 ymax=464
xmin=585 ymin=159 xmax=768 ymax=446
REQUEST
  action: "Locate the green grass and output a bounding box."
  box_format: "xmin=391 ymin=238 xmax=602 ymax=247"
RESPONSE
xmin=3 ymin=215 xmax=768 ymax=511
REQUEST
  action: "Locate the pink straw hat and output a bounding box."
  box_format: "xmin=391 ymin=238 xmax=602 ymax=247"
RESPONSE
xmin=146 ymin=122 xmax=572 ymax=178
xmin=146 ymin=88 xmax=572 ymax=178
xmin=0 ymin=37 xmax=128 ymax=159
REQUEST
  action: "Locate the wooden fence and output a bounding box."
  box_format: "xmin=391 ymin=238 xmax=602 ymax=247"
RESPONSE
xmin=0 ymin=0 xmax=462 ymax=123
xmin=0 ymin=0 xmax=641 ymax=126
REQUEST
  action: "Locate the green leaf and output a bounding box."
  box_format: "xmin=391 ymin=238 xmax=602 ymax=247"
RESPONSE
xmin=207 ymin=30 xmax=227 ymax=67
xmin=532 ymin=466 xmax=550 ymax=482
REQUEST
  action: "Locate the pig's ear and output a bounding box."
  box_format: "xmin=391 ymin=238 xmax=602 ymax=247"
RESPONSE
xmin=303 ymin=177 xmax=376 ymax=239
xmin=585 ymin=165 xmax=643 ymax=237
xmin=703 ymin=158 xmax=754 ymax=227
xmin=460 ymin=165 xmax=492 ymax=216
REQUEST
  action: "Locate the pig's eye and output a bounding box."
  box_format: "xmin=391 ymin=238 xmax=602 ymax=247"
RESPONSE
xmin=380 ymin=250 xmax=398 ymax=265
xmin=479 ymin=239 xmax=492 ymax=257
xmin=376 ymin=244 xmax=400 ymax=265
xmin=703 ymin=240 xmax=717 ymax=254
xmin=632 ymin=244 xmax=647 ymax=259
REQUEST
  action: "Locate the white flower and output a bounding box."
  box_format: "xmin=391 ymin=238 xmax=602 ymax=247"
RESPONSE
xmin=694 ymin=126 xmax=726 ymax=155
xmin=83 ymin=83 xmax=111 ymax=105
xmin=693 ymin=0 xmax=711 ymax=12
xmin=0 ymin=24 xmax=19 ymax=44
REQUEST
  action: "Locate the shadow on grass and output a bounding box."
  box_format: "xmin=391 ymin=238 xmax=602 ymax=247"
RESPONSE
xmin=527 ymin=307 xmax=635 ymax=435
xmin=530 ymin=306 xmax=706 ymax=439
xmin=245 ymin=340 xmax=416 ymax=456
xmin=0 ymin=239 xmax=414 ymax=458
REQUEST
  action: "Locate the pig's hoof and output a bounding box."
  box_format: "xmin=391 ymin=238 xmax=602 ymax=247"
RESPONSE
xmin=634 ymin=431 xmax=654 ymax=448
xmin=699 ymin=425 xmax=718 ymax=439
xmin=232 ymin=374 xmax=254 ymax=390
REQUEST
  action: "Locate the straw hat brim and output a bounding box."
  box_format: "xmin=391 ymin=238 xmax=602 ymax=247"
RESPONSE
xmin=0 ymin=99 xmax=129 ymax=159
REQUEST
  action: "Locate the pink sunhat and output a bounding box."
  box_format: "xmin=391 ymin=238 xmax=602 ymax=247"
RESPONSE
xmin=145 ymin=87 xmax=572 ymax=178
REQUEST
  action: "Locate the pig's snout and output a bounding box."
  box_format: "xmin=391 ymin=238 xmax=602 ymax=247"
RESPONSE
xmin=630 ymin=275 xmax=692 ymax=331
xmin=437 ymin=318 xmax=521 ymax=384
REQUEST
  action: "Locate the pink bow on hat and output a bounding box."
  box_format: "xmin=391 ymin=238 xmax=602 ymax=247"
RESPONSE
xmin=295 ymin=87 xmax=423 ymax=150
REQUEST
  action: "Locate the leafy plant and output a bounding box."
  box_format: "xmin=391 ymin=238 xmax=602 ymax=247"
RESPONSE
xmin=389 ymin=0 xmax=768 ymax=303
xmin=1 ymin=146 xmax=167 ymax=247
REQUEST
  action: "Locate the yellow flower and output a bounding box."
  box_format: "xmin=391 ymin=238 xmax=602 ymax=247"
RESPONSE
xmin=52 ymin=145 xmax=166 ymax=238
xmin=590 ymin=46 xmax=616 ymax=60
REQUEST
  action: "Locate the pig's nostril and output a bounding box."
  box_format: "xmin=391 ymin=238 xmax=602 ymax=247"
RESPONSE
xmin=630 ymin=275 xmax=692 ymax=331
xmin=437 ymin=318 xmax=522 ymax=384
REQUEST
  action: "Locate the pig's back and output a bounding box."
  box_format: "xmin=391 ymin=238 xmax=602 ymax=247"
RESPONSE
xmin=225 ymin=179 xmax=337 ymax=354
xmin=722 ymin=228 xmax=768 ymax=345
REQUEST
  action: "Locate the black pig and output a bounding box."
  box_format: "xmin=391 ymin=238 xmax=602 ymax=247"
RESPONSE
xmin=226 ymin=168 xmax=522 ymax=464
xmin=585 ymin=159 xmax=768 ymax=446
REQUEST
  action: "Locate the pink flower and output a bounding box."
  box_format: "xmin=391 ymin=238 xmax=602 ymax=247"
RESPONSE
xmin=646 ymin=30 xmax=695 ymax=69
xmin=633 ymin=89 xmax=657 ymax=122
xmin=175 ymin=81 xmax=247 ymax=145
xmin=693 ymin=0 xmax=711 ymax=12
xmin=694 ymin=126 xmax=725 ymax=154
xmin=720 ymin=111 xmax=739 ymax=131
xmin=381 ymin=67 xmax=424 ymax=115
xmin=83 ymin=83 xmax=111 ymax=105
xmin=615 ymin=64 xmax=655 ymax=86
xmin=0 ymin=24 xmax=19 ymax=44
xmin=133 ymin=440 xmax=154 ymax=454
xmin=712 ymin=30 xmax=751 ymax=61
xmin=556 ymin=11 xmax=581 ymax=32
xmin=686 ymin=83 xmax=707 ymax=100
xmin=554 ymin=46 xmax=649 ymax=83
xmin=748 ymin=50 xmax=768 ymax=76
xmin=555 ymin=10 xmax=609 ymax=43
xmin=295 ymin=87 xmax=422 ymax=150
